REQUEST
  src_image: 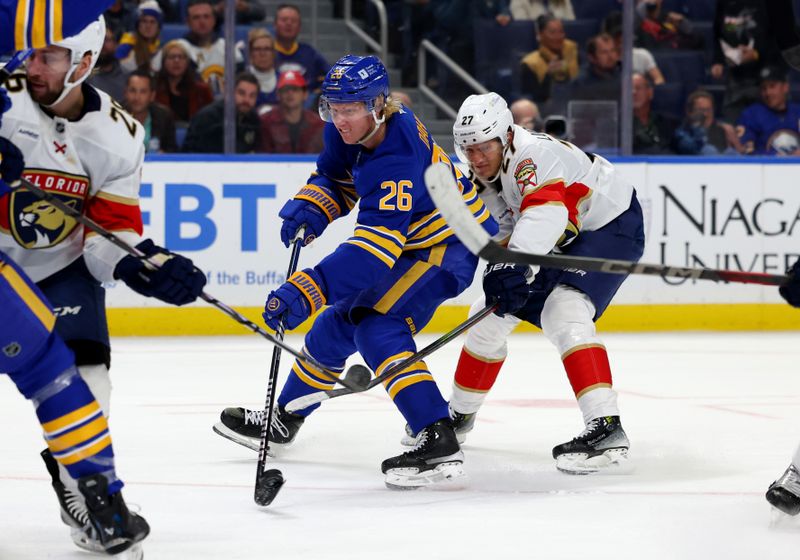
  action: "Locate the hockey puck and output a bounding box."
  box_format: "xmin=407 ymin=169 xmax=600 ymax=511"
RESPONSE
xmin=344 ymin=364 xmax=372 ymax=392
xmin=254 ymin=468 xmax=285 ymax=506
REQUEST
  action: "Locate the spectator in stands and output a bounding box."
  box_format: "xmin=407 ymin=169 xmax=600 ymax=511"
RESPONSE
xmin=390 ymin=90 xmax=413 ymax=108
xmin=212 ymin=0 xmax=265 ymax=24
xmin=520 ymin=14 xmax=578 ymax=103
xmin=156 ymin=0 xmax=181 ymax=23
xmin=737 ymin=65 xmax=800 ymax=155
xmin=602 ymin=11 xmax=665 ymax=85
xmin=510 ymin=98 xmax=542 ymax=131
xmin=258 ymin=71 xmax=324 ymax=154
xmin=635 ymin=0 xmax=703 ymax=51
xmin=711 ymin=0 xmax=777 ymax=123
xmin=117 ymin=1 xmax=163 ymax=73
xmin=154 ymin=40 xmax=214 ymax=124
xmin=183 ymin=72 xmax=262 ymax=153
xmin=124 ymin=69 xmax=178 ymax=153
xmin=673 ymin=90 xmax=743 ymax=155
xmin=89 ymin=25 xmax=128 ymax=103
xmin=510 ymin=0 xmax=575 ymax=21
xmin=104 ymin=0 xmax=137 ymax=35
xmin=246 ymin=28 xmax=279 ymax=109
xmin=152 ymin=0 xmax=241 ymax=98
xmin=632 ymin=72 xmax=678 ymax=154
xmin=573 ymin=33 xmax=621 ymax=100
xmin=273 ymin=4 xmax=330 ymax=106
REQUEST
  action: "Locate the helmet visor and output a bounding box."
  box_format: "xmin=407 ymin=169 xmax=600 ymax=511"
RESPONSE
xmin=318 ymin=97 xmax=373 ymax=123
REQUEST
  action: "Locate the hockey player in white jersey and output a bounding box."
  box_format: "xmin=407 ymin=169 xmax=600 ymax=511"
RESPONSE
xmin=0 ymin=15 xmax=206 ymax=554
xmin=436 ymin=92 xmax=645 ymax=474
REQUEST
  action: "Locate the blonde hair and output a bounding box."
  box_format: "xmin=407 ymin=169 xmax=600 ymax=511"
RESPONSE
xmin=383 ymin=95 xmax=403 ymax=119
xmin=248 ymin=28 xmax=273 ymax=50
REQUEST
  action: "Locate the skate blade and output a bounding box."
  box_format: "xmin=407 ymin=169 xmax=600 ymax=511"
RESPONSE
xmin=212 ymin=423 xmax=293 ymax=457
xmin=555 ymin=448 xmax=632 ymax=475
xmin=384 ymin=462 xmax=467 ymax=490
xmin=69 ymin=526 xmax=105 ymax=553
xmin=110 ymin=542 xmax=144 ymax=559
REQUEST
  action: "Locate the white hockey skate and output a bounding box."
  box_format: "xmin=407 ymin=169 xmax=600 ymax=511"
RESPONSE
xmin=401 ymin=405 xmax=476 ymax=446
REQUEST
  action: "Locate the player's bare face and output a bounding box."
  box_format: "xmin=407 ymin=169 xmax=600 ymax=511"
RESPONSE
xmin=463 ymin=139 xmax=503 ymax=180
xmin=329 ymin=102 xmax=372 ymax=144
xmin=26 ymin=47 xmax=71 ymax=106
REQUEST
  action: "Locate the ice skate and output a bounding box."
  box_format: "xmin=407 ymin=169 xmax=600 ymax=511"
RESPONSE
xmin=401 ymin=404 xmax=477 ymax=446
xmin=78 ymin=473 xmax=149 ymax=557
xmin=552 ymin=416 xmax=630 ymax=475
xmin=766 ymin=463 xmax=800 ymax=516
xmin=213 ymin=405 xmax=305 ymax=454
xmin=383 ymin=419 xmax=465 ymax=489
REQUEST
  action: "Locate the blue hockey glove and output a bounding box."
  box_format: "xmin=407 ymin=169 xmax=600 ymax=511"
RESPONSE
xmin=0 ymin=88 xmax=11 ymax=118
xmin=779 ymin=258 xmax=800 ymax=308
xmin=483 ymin=262 xmax=533 ymax=315
xmin=114 ymin=239 xmax=207 ymax=306
xmin=263 ymin=269 xmax=327 ymax=331
xmin=279 ymin=184 xmax=343 ymax=247
xmin=0 ymin=136 xmax=24 ymax=197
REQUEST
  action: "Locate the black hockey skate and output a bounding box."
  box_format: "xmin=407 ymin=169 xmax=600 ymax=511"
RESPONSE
xmin=552 ymin=416 xmax=630 ymax=475
xmin=78 ymin=473 xmax=150 ymax=557
xmin=383 ymin=419 xmax=465 ymax=489
xmin=401 ymin=405 xmax=477 ymax=446
xmin=213 ymin=405 xmax=305 ymax=453
xmin=766 ymin=463 xmax=800 ymax=516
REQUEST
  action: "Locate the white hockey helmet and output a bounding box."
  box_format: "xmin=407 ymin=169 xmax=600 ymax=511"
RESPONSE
xmin=453 ymin=92 xmax=514 ymax=179
xmin=46 ymin=16 xmax=106 ymax=107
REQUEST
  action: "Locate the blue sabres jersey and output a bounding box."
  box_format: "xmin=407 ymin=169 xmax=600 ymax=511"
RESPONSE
xmin=736 ymin=101 xmax=800 ymax=155
xmin=308 ymin=107 xmax=497 ymax=301
xmin=0 ymin=0 xmax=114 ymax=53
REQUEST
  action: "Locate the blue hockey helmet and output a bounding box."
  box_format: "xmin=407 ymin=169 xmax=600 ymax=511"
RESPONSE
xmin=320 ymin=54 xmax=389 ymax=112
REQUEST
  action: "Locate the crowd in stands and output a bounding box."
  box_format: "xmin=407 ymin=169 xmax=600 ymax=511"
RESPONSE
xmin=86 ymin=0 xmax=800 ymax=157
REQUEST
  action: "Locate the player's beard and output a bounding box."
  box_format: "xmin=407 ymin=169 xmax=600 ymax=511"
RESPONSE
xmin=27 ymin=80 xmax=62 ymax=106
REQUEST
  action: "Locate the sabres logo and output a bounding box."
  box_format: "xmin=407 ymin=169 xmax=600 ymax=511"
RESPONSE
xmin=267 ymin=297 xmax=281 ymax=312
xmin=9 ymin=169 xmax=88 ymax=249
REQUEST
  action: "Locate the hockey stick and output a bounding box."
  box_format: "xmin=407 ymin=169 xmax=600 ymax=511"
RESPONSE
xmin=283 ymin=303 xmax=497 ymax=413
xmin=253 ymin=228 xmax=304 ymax=507
xmin=12 ymin=177 xmax=365 ymax=392
xmin=0 ymin=49 xmax=32 ymax=82
xmin=423 ymin=163 xmax=789 ymax=287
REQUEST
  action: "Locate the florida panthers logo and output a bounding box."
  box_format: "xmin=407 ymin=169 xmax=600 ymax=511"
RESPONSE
xmin=7 ymin=169 xmax=88 ymax=249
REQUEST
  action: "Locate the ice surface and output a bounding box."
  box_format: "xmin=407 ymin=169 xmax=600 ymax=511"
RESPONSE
xmin=2 ymin=332 xmax=799 ymax=559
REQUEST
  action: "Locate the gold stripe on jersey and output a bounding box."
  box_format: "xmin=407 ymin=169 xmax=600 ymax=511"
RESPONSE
xmin=346 ymin=239 xmax=396 ymax=267
xmin=41 ymin=401 xmax=102 ymax=433
xmin=32 ymin=0 xmax=46 ymax=48
xmin=373 ymin=260 xmax=433 ymax=313
xmin=15 ymin=0 xmax=29 ymax=50
xmin=375 ymin=351 xmax=415 ymax=378
xmin=1 ymin=261 xmax=56 ymax=332
xmin=386 ymin=369 xmax=434 ymax=400
xmin=291 ymin=360 xmax=337 ymax=391
xmin=94 ymin=191 xmax=140 ymax=206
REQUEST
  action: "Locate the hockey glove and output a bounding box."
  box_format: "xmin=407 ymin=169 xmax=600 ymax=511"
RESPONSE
xmin=779 ymin=258 xmax=800 ymax=308
xmin=114 ymin=239 xmax=207 ymax=306
xmin=0 ymin=136 xmax=24 ymax=197
xmin=483 ymin=262 xmax=533 ymax=315
xmin=0 ymin=88 xmax=11 ymax=118
xmin=279 ymin=184 xmax=343 ymax=247
xmin=263 ymin=268 xmax=327 ymax=331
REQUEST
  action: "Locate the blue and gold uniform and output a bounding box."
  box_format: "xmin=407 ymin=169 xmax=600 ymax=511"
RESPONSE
xmin=274 ymin=92 xmax=497 ymax=434
xmin=0 ymin=0 xmax=114 ymax=52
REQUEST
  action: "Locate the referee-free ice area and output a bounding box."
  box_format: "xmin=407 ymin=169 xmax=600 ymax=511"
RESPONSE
xmin=2 ymin=332 xmax=799 ymax=560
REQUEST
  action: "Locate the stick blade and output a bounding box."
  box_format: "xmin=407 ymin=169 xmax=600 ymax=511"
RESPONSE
xmin=254 ymin=468 xmax=285 ymax=506
xmin=424 ymin=163 xmax=491 ymax=256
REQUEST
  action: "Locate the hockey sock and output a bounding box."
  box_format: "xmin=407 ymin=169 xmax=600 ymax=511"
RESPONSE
xmin=277 ymin=357 xmax=345 ymax=416
xmin=33 ymin=367 xmax=121 ymax=493
xmin=378 ymin=353 xmax=448 ymax=434
xmin=450 ymin=347 xmax=505 ymax=414
xmin=562 ymin=344 xmax=619 ymax=424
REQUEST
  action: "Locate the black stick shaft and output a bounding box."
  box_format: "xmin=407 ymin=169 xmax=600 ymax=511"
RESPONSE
xmin=254 ymin=231 xmax=303 ymax=504
xmin=14 ymin=177 xmax=361 ymax=391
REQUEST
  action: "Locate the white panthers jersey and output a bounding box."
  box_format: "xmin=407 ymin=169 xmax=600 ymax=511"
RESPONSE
xmin=475 ymin=125 xmax=635 ymax=266
xmin=0 ymin=74 xmax=145 ymax=283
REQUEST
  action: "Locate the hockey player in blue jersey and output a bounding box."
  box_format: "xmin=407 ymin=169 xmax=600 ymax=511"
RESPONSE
xmin=0 ymin=0 xmax=115 ymax=52
xmin=1 ymin=5 xmax=148 ymax=557
xmin=215 ymin=54 xmax=498 ymax=489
